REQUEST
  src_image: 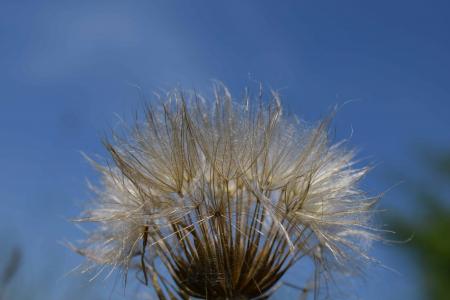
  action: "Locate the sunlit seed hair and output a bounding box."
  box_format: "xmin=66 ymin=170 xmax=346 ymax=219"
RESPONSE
xmin=73 ymin=83 xmax=380 ymax=299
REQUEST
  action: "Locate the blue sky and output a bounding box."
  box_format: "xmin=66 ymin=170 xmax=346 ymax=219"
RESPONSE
xmin=0 ymin=1 xmax=449 ymax=299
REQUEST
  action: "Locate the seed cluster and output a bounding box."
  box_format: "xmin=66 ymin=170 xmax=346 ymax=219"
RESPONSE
xmin=73 ymin=84 xmax=378 ymax=299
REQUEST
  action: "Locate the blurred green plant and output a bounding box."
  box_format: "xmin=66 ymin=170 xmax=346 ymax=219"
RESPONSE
xmin=389 ymin=151 xmax=450 ymax=300
xmin=0 ymin=237 xmax=102 ymax=300
xmin=0 ymin=246 xmax=21 ymax=300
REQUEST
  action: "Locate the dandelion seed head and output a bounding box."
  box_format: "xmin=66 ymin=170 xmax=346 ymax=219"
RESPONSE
xmin=73 ymin=83 xmax=380 ymax=299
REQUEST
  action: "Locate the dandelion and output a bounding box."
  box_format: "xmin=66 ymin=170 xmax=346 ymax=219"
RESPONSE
xmin=72 ymin=84 xmax=379 ymax=299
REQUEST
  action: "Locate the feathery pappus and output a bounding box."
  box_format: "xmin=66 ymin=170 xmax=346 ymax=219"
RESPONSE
xmin=72 ymin=84 xmax=380 ymax=299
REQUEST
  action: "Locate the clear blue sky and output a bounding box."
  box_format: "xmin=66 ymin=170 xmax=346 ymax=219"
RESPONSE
xmin=0 ymin=1 xmax=449 ymax=299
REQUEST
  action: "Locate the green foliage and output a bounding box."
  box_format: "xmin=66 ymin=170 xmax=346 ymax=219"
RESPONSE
xmin=389 ymin=151 xmax=450 ymax=300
